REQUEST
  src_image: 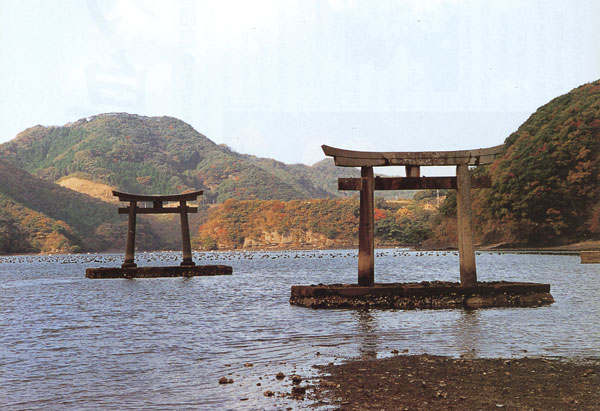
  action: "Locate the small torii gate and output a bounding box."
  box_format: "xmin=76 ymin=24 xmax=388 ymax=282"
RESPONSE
xmin=112 ymin=190 xmax=202 ymax=268
xmin=322 ymin=144 xmax=505 ymax=288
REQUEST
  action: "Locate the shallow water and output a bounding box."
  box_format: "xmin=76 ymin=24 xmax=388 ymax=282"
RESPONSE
xmin=1 ymin=250 xmax=599 ymax=410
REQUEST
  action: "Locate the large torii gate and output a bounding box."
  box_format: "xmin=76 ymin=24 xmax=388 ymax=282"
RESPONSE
xmin=322 ymin=144 xmax=505 ymax=288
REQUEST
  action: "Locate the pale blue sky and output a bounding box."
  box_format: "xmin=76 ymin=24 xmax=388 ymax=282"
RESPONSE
xmin=1 ymin=0 xmax=598 ymax=167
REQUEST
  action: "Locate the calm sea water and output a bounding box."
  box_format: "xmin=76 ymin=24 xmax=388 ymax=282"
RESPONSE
xmin=1 ymin=250 xmax=599 ymax=410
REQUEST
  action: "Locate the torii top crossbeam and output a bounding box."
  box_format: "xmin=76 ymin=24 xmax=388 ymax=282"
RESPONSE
xmin=322 ymin=144 xmax=505 ymax=288
xmin=322 ymin=144 xmax=504 ymax=167
xmin=113 ymin=190 xmax=203 ymax=203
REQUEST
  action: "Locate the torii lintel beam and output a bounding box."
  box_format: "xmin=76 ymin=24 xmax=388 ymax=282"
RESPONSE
xmin=322 ymin=144 xmax=505 ymax=167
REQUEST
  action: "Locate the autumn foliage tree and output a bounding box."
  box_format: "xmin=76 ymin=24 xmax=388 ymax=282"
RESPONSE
xmin=197 ymin=198 xmax=436 ymax=250
xmin=480 ymin=80 xmax=600 ymax=244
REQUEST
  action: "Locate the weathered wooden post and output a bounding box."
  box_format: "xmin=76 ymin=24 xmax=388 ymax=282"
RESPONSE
xmin=456 ymin=164 xmax=477 ymax=287
xmin=405 ymin=165 xmax=420 ymax=178
xmin=123 ymin=200 xmax=137 ymax=268
xmin=179 ymin=200 xmax=195 ymax=266
xmin=358 ymin=166 xmax=375 ymax=286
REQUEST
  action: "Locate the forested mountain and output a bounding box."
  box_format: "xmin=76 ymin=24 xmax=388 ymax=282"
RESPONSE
xmin=484 ymin=80 xmax=599 ymax=244
xmin=430 ymin=80 xmax=600 ymax=247
xmin=0 ymin=158 xmax=162 ymax=253
xmin=0 ymin=113 xmax=356 ymax=203
xmin=0 ymin=112 xmax=357 ymax=253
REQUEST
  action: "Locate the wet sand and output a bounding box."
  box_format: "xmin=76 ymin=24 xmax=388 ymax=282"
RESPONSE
xmin=309 ymin=354 xmax=599 ymax=410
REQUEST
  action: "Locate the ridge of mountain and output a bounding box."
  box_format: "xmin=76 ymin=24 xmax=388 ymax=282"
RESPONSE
xmin=481 ymin=79 xmax=600 ymax=244
xmin=0 ymin=113 xmax=357 ymax=203
xmin=427 ymin=80 xmax=600 ymax=247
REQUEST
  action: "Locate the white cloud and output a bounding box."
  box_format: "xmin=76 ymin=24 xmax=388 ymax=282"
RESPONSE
xmin=105 ymin=0 xmax=178 ymax=46
xmin=227 ymin=125 xmax=270 ymax=156
xmin=196 ymin=0 xmax=283 ymax=39
xmin=327 ymin=0 xmax=356 ymax=11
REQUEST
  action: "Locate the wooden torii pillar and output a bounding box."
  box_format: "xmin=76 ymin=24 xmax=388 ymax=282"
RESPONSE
xmin=112 ymin=190 xmax=202 ymax=268
xmin=322 ymin=144 xmax=504 ymax=287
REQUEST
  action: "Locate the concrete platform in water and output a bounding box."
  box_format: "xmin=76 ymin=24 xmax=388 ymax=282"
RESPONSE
xmin=86 ymin=265 xmax=232 ymax=279
xmin=290 ymin=281 xmax=553 ymax=309
xmin=581 ymin=251 xmax=600 ymax=263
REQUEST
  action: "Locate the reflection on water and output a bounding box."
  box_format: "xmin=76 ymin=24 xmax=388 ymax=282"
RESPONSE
xmin=1 ymin=250 xmax=599 ymax=410
xmin=354 ymin=310 xmax=379 ymax=360
xmin=453 ymin=310 xmax=482 ymax=359
xmin=350 ymin=309 xmax=492 ymax=360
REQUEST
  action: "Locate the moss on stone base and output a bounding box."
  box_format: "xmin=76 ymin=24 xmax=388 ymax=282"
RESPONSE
xmin=290 ymin=281 xmax=553 ymax=309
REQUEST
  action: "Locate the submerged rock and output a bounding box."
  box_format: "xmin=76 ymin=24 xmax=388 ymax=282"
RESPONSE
xmin=218 ymin=376 xmax=233 ymax=384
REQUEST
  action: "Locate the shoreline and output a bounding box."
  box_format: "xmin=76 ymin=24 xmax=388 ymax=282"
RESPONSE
xmin=2 ymin=241 xmax=599 ymax=257
xmin=309 ymin=354 xmax=600 ymax=410
xmin=205 ymin=239 xmax=600 ymax=253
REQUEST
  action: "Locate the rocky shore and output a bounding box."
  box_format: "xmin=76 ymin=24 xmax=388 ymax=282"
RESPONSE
xmin=309 ymin=354 xmax=599 ymax=410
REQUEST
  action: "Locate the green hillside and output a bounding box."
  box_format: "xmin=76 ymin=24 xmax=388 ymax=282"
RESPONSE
xmin=1 ymin=113 xmax=355 ymax=203
xmin=429 ymin=80 xmax=600 ymax=247
xmin=0 ymin=158 xmax=163 ymax=253
xmin=486 ymin=80 xmax=599 ymax=244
